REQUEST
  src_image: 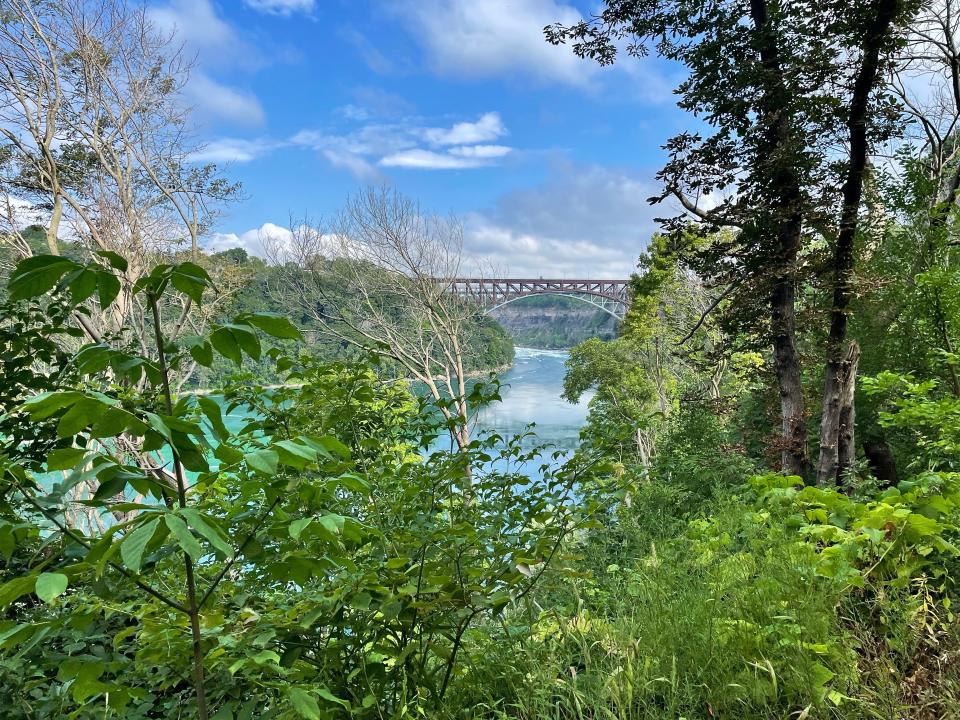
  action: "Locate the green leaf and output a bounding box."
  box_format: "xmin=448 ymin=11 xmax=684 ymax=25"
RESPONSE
xmin=317 ymin=687 xmax=351 ymax=711
xmin=289 ymin=688 xmax=349 ymax=718
xmin=90 ymin=407 xmax=145 ymax=439
xmin=22 ymin=390 xmax=85 ymax=420
xmin=210 ymin=327 xmax=242 ymax=366
xmin=289 ymin=517 xmax=312 ymax=540
xmin=184 ymin=336 xmax=214 ymax=368
xmin=165 ymin=514 xmax=203 ymax=559
xmin=170 ymin=262 xmax=211 ymax=305
xmin=246 ymin=448 xmax=279 ymax=476
xmin=132 ymin=264 xmax=170 ymax=296
xmin=67 ymin=268 xmax=98 ymax=303
xmin=120 ymin=518 xmax=161 ymax=573
xmin=35 ymin=573 xmax=68 ymax=603
xmin=221 ymin=324 xmax=261 ymax=361
xmin=198 ymin=396 xmax=229 ymax=442
xmin=8 ymin=255 xmax=78 ymax=300
xmin=96 ymin=250 xmax=128 ymax=272
xmin=289 ymin=688 xmax=322 ymax=720
xmin=244 ymin=312 xmax=303 ymax=340
xmin=57 ymin=397 xmax=107 ymax=437
xmin=275 ymin=439 xmax=317 ymax=469
xmin=47 ymin=448 xmax=86 ymax=471
xmin=0 ymin=576 xmax=36 ymax=609
xmin=316 ymin=436 xmax=350 ymax=459
xmin=180 ymin=508 xmax=233 ymax=558
xmin=70 ymin=662 xmax=106 ymax=702
xmin=96 ymin=271 xmax=121 ymax=308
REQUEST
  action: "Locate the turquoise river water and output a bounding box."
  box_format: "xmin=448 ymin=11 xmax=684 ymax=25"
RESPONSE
xmin=427 ymin=347 xmax=593 ymax=478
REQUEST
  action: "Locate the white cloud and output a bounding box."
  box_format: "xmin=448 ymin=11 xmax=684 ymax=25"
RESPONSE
xmin=341 ymin=28 xmax=400 ymax=75
xmin=149 ymin=0 xmax=249 ymax=69
xmin=393 ymin=0 xmax=595 ymax=87
xmin=205 ymin=222 xmax=293 ymax=256
xmin=149 ymin=0 xmax=265 ymax=126
xmin=294 ymin=111 xmax=514 ymax=173
xmin=184 ymin=74 xmax=266 ymax=127
xmin=189 ymin=137 xmax=279 ymax=163
xmin=206 ymin=164 xmax=656 ymax=277
xmin=322 ymin=149 xmax=383 ymax=181
xmin=244 ymin=0 xmax=316 ymax=16
xmin=351 ymin=87 xmax=416 ymax=118
xmin=291 ymin=124 xmax=417 ymax=158
xmin=449 ymin=144 xmax=512 ymax=158
xmin=194 ymin=112 xmax=515 ymax=174
xmin=379 ymin=148 xmax=489 ymax=169
xmin=421 ymin=112 xmax=506 ymax=145
xmin=461 ymin=163 xmax=660 ymax=277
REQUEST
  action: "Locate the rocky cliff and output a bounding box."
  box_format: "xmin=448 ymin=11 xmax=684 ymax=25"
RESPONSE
xmin=489 ymin=297 xmax=619 ymax=349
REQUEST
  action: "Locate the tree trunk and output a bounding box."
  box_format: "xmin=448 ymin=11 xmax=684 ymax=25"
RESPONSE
xmin=749 ymin=0 xmax=809 ymax=477
xmin=771 ymin=267 xmax=808 ymax=477
xmin=836 ymin=341 xmax=860 ymax=484
xmin=816 ymin=0 xmax=900 ymax=485
xmin=818 ymin=341 xmax=862 ymax=486
xmin=46 ymin=193 xmax=62 ymax=255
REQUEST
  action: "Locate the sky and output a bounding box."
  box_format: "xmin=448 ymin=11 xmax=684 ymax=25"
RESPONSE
xmin=151 ymin=0 xmax=689 ymax=278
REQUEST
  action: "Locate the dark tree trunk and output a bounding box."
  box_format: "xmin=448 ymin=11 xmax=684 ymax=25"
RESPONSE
xmin=864 ymin=437 xmax=898 ymax=486
xmin=817 ymin=0 xmax=901 ymax=486
xmin=770 ymin=235 xmax=808 ymax=477
xmin=750 ymin=0 xmax=809 ymax=477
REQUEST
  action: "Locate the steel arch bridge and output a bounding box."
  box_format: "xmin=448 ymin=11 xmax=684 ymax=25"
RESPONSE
xmin=448 ymin=278 xmax=630 ymax=320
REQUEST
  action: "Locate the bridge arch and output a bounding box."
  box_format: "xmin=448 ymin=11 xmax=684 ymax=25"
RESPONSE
xmin=448 ymin=278 xmax=630 ymax=321
xmin=484 ymin=291 xmax=626 ymax=320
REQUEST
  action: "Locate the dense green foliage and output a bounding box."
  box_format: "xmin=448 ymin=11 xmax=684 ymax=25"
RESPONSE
xmin=0 ymin=239 xmax=515 ymax=390
xmin=0 ymin=255 xmax=603 ymax=719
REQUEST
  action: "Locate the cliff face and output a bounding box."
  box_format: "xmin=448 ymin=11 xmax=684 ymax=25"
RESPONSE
xmin=489 ymin=302 xmax=618 ymax=349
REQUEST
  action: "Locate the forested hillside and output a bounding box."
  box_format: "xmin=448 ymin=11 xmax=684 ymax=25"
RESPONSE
xmin=192 ymin=247 xmax=514 ymax=387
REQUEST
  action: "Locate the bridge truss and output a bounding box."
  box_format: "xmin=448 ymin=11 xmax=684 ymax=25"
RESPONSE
xmin=448 ymin=278 xmax=630 ymax=320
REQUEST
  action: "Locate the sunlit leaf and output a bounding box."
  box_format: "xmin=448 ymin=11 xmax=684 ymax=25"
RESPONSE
xmin=120 ymin=518 xmax=161 ymax=573
xmin=35 ymin=572 xmax=68 ymax=603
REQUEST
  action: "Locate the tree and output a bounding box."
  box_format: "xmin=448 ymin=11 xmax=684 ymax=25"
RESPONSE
xmin=0 ymin=0 xmax=239 ymax=351
xmin=547 ymin=0 xmax=918 ymax=483
xmin=815 ymin=0 xmax=906 ymax=486
xmin=565 ymin=234 xmax=748 ymax=469
xmin=273 ymin=188 xmax=487 ymax=459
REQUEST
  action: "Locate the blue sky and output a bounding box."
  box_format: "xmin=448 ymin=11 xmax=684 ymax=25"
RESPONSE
xmin=150 ymin=0 xmax=688 ymax=277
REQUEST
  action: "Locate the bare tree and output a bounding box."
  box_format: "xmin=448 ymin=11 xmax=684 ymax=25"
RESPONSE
xmin=0 ymin=0 xmax=239 ymax=346
xmin=882 ymin=0 xmax=960 ymax=396
xmin=892 ymin=0 xmax=960 ymax=210
xmin=0 ymin=0 xmax=244 ymax=542
xmin=274 ymin=188 xmax=481 ymax=456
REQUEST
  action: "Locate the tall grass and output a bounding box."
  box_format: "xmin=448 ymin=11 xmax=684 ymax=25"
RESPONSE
xmin=441 ymin=487 xmax=960 ymax=719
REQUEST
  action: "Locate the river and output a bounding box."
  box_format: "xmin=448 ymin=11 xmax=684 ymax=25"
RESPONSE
xmin=437 ymin=347 xmax=593 ymax=478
